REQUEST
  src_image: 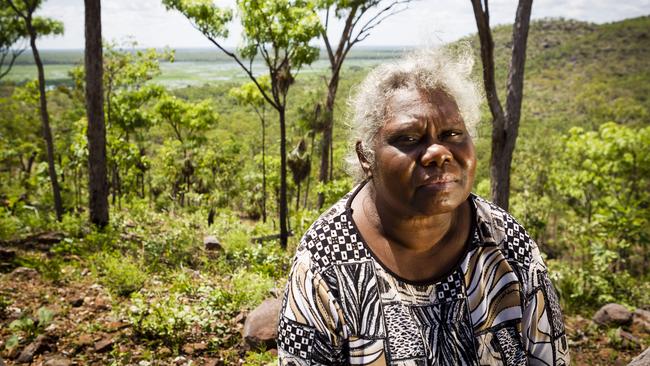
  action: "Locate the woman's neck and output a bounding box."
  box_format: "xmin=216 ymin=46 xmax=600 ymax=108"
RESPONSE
xmin=362 ymin=183 xmax=462 ymax=254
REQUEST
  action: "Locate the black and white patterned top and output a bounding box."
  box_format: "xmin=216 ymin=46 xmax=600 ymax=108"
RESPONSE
xmin=278 ymin=185 xmax=570 ymax=365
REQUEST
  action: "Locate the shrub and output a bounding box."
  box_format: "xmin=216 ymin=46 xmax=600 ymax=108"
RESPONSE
xmin=93 ymin=252 xmax=147 ymax=297
xmin=128 ymin=293 xmax=196 ymax=350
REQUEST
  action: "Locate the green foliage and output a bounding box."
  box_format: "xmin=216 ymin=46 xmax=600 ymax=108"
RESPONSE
xmin=128 ymin=293 xmax=196 ymax=350
xmin=92 ymin=252 xmax=147 ymax=297
xmin=8 ymin=306 xmax=54 ymax=341
xmin=0 ymin=1 xmax=64 ymax=78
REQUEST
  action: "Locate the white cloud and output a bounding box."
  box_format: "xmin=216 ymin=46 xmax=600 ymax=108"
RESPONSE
xmin=34 ymin=0 xmax=650 ymax=49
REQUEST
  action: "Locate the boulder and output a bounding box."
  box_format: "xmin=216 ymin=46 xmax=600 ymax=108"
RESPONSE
xmin=593 ymin=303 xmax=633 ymax=326
xmin=243 ymin=298 xmax=282 ymax=349
xmin=628 ymin=346 xmax=650 ymax=366
xmin=633 ymin=308 xmax=650 ymax=333
xmin=203 ymin=236 xmax=223 ymax=251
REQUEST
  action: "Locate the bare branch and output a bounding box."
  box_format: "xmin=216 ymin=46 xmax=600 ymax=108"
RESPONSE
xmin=200 ymin=29 xmax=278 ymax=110
xmin=350 ymin=0 xmax=410 ymax=47
xmin=0 ymin=47 xmax=25 ymax=79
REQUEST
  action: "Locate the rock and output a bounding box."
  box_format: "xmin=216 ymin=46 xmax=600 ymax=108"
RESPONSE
xmin=105 ymin=321 xmax=129 ymax=332
xmin=182 ymin=342 xmax=207 ymax=355
xmin=10 ymin=267 xmax=39 ymax=281
xmin=243 ymin=298 xmax=282 ymax=349
xmin=593 ymin=303 xmax=633 ymax=326
xmin=76 ymin=334 xmax=95 ymax=348
xmin=628 ymin=347 xmax=650 ymax=366
xmin=94 ymin=337 xmax=114 ymax=353
xmin=633 ymin=309 xmax=650 ymax=333
xmin=69 ymin=296 xmax=84 ymax=307
xmin=233 ymin=311 xmax=247 ymax=325
xmin=0 ymin=356 xmax=5 ymax=366
xmin=16 ymin=335 xmax=50 ymax=364
xmin=159 ymin=346 xmax=172 ymax=357
xmin=620 ymin=329 xmax=642 ymax=349
xmin=44 ymin=356 xmax=72 ymax=366
xmin=0 ymin=248 xmax=16 ymax=261
xmin=204 ymin=235 xmax=223 ymax=251
xmin=173 ymin=356 xmax=187 ymax=365
xmin=94 ymin=296 xmax=112 ymax=311
xmin=203 ymin=358 xmax=220 ymax=366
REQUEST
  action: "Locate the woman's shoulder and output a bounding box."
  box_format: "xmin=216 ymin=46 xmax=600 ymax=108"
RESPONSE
xmin=293 ymin=186 xmax=371 ymax=274
xmin=470 ymin=194 xmax=548 ymax=284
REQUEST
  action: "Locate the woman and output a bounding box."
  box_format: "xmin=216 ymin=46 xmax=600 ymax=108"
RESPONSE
xmin=277 ymin=48 xmax=569 ymax=366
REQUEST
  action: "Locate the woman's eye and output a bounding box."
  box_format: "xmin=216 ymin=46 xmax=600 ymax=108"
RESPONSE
xmin=394 ymin=135 xmax=419 ymax=145
xmin=440 ymin=130 xmax=463 ymax=139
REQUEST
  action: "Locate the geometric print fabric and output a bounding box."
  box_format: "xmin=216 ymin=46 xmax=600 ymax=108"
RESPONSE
xmin=278 ymin=186 xmax=570 ymax=365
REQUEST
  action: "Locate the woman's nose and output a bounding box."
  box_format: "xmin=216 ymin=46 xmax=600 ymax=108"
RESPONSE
xmin=421 ymin=143 xmax=452 ymax=167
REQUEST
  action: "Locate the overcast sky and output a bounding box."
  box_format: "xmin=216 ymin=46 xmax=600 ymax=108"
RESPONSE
xmin=35 ymin=0 xmax=650 ymax=49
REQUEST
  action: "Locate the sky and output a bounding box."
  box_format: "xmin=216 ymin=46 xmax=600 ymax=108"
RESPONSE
xmin=35 ymin=0 xmax=650 ymax=50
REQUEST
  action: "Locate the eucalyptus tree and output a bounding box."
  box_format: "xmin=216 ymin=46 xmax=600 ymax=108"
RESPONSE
xmin=163 ymin=0 xmax=322 ymax=248
xmin=84 ymin=0 xmax=108 ymax=226
xmin=229 ymin=77 xmax=271 ymax=222
xmin=314 ymin=0 xmax=411 ymax=208
xmin=70 ymin=43 xmax=172 ymax=204
xmin=154 ymin=93 xmax=219 ymax=206
xmin=3 ymin=0 xmax=64 ymax=220
xmin=0 ymin=5 xmax=26 ymax=79
xmin=471 ymin=0 xmax=533 ymax=210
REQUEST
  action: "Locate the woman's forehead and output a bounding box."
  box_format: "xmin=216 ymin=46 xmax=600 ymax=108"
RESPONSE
xmin=383 ymin=87 xmax=464 ymax=127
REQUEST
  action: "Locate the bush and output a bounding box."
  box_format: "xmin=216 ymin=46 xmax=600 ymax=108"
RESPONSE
xmin=93 ymin=252 xmax=147 ymax=297
xmin=128 ymin=293 xmax=197 ymax=350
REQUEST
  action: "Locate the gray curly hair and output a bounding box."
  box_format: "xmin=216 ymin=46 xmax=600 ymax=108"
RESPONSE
xmin=346 ymin=45 xmax=482 ymax=181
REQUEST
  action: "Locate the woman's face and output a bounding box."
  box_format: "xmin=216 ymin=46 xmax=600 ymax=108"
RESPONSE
xmin=366 ymin=87 xmax=476 ymax=216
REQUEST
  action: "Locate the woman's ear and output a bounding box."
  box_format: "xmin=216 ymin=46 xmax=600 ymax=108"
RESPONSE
xmin=355 ymin=141 xmax=372 ymax=178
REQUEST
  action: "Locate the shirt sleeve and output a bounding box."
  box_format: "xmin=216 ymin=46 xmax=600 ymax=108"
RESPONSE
xmin=521 ymin=251 xmax=571 ymax=365
xmin=277 ymin=249 xmax=346 ymax=365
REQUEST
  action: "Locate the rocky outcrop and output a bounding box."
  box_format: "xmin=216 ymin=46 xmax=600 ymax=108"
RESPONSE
xmin=593 ymin=303 xmax=633 ymax=326
xmin=243 ymin=298 xmax=282 ymax=349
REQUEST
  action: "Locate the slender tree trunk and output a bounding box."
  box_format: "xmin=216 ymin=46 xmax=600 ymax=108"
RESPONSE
xmin=304 ymin=132 xmax=315 ymax=209
xmin=471 ymin=0 xmax=533 ymax=211
xmin=261 ymin=119 xmax=267 ymax=222
xmin=85 ymin=0 xmax=109 ymax=226
xmin=317 ymin=71 xmax=339 ymax=208
xmin=279 ymin=106 xmax=289 ymax=248
xmin=27 ymin=26 xmax=63 ymax=221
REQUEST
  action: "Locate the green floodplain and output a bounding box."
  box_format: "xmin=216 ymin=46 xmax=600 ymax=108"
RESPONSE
xmin=4 ymin=47 xmax=407 ymax=87
xmin=1 ymin=15 xmax=649 ymax=365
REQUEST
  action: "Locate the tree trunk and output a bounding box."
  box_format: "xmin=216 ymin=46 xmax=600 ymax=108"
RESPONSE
xmin=261 ymin=118 xmax=267 ymax=222
xmin=317 ymin=71 xmax=339 ymax=208
xmin=27 ymin=26 xmax=63 ymax=221
xmin=471 ymin=0 xmax=533 ymax=211
xmin=85 ymin=0 xmax=109 ymax=226
xmin=279 ymin=107 xmax=289 ymax=248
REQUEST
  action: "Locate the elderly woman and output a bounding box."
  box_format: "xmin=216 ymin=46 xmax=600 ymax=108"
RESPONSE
xmin=277 ymin=49 xmax=569 ymax=366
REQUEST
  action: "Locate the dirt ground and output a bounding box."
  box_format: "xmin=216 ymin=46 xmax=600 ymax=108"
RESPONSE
xmin=0 ymin=261 xmax=648 ymax=365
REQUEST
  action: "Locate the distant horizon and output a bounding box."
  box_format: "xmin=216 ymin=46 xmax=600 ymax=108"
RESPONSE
xmin=30 ymin=0 xmax=650 ymax=51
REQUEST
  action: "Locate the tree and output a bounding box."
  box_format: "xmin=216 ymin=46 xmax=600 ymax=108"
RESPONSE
xmin=154 ymin=93 xmax=218 ymax=206
xmin=0 ymin=5 xmax=27 ymax=79
xmin=163 ymin=0 xmax=321 ymax=248
xmin=3 ymin=0 xmax=64 ymax=220
xmin=229 ymin=77 xmax=271 ymax=222
xmin=84 ymin=0 xmax=109 ymax=226
xmin=314 ymin=0 xmax=410 ymax=208
xmin=470 ymin=0 xmax=533 ymax=210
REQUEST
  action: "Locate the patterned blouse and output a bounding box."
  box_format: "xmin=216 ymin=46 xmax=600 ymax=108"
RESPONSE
xmin=277 ymin=185 xmax=570 ymax=365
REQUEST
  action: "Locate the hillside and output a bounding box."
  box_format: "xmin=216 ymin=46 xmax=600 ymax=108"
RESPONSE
xmin=1 ymin=15 xmax=649 ymax=366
